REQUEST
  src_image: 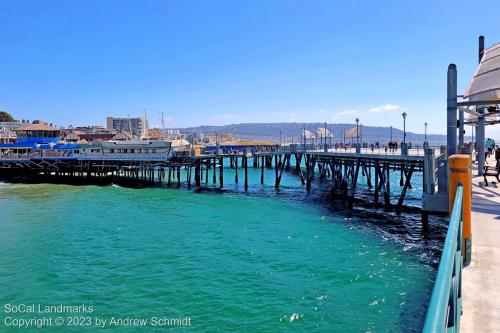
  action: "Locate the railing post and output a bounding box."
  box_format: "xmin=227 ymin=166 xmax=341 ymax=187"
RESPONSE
xmin=448 ymin=154 xmax=472 ymax=264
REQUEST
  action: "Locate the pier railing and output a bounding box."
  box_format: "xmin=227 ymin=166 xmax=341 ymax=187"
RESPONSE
xmin=422 ymin=185 xmax=463 ymax=333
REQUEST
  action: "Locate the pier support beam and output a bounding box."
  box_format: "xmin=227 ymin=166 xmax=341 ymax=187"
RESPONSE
xmin=244 ymin=156 xmax=248 ymax=191
xmin=219 ymin=157 xmax=224 ymax=188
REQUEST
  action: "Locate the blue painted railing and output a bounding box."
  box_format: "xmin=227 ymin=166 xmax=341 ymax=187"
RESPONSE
xmin=423 ymin=185 xmax=464 ymax=333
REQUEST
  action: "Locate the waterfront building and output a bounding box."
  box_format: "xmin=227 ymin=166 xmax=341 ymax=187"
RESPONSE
xmin=201 ymin=132 xmax=235 ymax=144
xmin=0 ymin=127 xmax=16 ymax=144
xmin=64 ymin=130 xmax=132 ymax=143
xmin=76 ymin=140 xmax=171 ymax=160
xmin=13 ymin=120 xmax=60 ymax=144
xmin=106 ymin=116 xmax=148 ymax=139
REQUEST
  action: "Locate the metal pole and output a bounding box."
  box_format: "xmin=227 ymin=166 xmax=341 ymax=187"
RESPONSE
xmin=477 ymin=111 xmax=486 ymax=176
xmin=472 ymin=125 xmax=474 ymax=148
xmin=324 ymin=122 xmax=327 ymax=152
xmin=424 ymin=122 xmax=428 ymax=143
xmin=303 ymin=124 xmax=306 ymax=152
xmin=479 ymin=35 xmax=485 ymax=63
xmin=356 ymin=118 xmax=359 ymax=145
xmin=447 ymin=64 xmax=458 ymax=157
xmin=459 ymin=108 xmax=464 ymax=147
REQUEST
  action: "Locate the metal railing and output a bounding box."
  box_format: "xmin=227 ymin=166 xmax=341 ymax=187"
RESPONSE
xmin=76 ymin=152 xmax=172 ymax=161
xmin=422 ymin=185 xmax=463 ymax=333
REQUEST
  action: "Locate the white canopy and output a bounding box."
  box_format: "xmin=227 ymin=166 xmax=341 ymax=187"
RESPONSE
xmin=464 ymin=43 xmax=500 ymax=101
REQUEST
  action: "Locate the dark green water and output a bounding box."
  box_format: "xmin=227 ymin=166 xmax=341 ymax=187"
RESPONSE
xmin=0 ymin=179 xmax=435 ymax=332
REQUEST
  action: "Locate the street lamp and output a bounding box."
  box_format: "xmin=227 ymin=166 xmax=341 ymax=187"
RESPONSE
xmin=424 ymin=122 xmax=428 ymax=143
xmin=324 ymin=122 xmax=327 ymax=148
xmin=355 ymin=118 xmax=360 ymax=146
xmin=302 ymin=124 xmax=306 ymax=152
xmin=215 ymin=131 xmax=219 ymax=155
xmin=402 ymin=112 xmax=407 ymax=146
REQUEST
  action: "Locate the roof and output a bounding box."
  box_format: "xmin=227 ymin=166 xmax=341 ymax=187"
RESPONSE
xmin=65 ymin=130 xmax=85 ymax=136
xmin=79 ymin=133 xmax=116 ymax=141
xmin=14 ymin=122 xmax=60 ymax=132
xmin=100 ymin=141 xmax=171 ymax=149
xmin=464 ymin=43 xmax=500 ymax=100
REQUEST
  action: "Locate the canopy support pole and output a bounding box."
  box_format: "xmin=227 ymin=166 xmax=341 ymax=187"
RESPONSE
xmin=477 ymin=112 xmax=485 ymax=176
xmin=447 ymin=64 xmax=458 ymax=157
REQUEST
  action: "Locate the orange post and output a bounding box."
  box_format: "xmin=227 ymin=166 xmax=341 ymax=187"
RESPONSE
xmin=448 ymin=154 xmax=472 ymax=263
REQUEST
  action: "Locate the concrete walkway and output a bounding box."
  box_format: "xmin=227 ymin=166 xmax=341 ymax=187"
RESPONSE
xmin=461 ymin=157 xmax=500 ymax=332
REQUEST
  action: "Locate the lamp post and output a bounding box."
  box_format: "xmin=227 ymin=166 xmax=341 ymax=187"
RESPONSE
xmin=402 ymin=112 xmax=407 ymax=155
xmin=402 ymin=112 xmax=407 ymax=145
xmin=424 ymin=122 xmax=428 ymax=143
xmin=302 ymin=124 xmax=306 ymax=152
xmin=215 ymin=131 xmax=219 ymax=155
xmin=390 ymin=125 xmax=393 ymax=142
xmin=322 ymin=122 xmax=326 ymax=152
xmin=356 ymin=118 xmax=360 ymax=145
xmin=355 ymin=118 xmax=360 ymax=153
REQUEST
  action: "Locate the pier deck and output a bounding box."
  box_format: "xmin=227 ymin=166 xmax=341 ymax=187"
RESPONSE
xmin=462 ymin=156 xmax=500 ymax=332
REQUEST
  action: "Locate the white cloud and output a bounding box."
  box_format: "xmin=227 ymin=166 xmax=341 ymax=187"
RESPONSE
xmin=367 ymin=104 xmax=400 ymax=113
xmin=337 ymin=109 xmax=358 ymax=116
xmin=319 ymin=109 xmax=326 ymax=114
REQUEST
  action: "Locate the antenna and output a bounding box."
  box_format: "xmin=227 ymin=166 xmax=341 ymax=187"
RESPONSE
xmin=161 ymin=112 xmax=165 ymax=129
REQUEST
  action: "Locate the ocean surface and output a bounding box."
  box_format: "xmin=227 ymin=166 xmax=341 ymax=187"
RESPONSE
xmin=0 ymin=166 xmax=442 ymax=332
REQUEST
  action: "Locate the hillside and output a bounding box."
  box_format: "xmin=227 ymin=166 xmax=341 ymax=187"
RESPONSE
xmin=177 ymin=122 xmax=448 ymax=146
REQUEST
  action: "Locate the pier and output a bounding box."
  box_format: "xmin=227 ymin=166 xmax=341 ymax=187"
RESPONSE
xmin=0 ymin=145 xmax=443 ymax=213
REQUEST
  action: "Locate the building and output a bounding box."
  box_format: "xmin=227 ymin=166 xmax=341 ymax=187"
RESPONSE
xmin=106 ymin=116 xmax=148 ymax=139
xmin=14 ymin=120 xmax=60 ymax=144
xmin=0 ymin=127 xmax=16 ymax=144
xmin=73 ymin=125 xmax=110 ymax=134
xmin=201 ymin=132 xmax=235 ymax=144
xmin=64 ymin=130 xmax=132 ymax=143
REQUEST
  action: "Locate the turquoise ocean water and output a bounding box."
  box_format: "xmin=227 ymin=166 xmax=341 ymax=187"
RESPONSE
xmin=0 ymin=166 xmax=437 ymax=332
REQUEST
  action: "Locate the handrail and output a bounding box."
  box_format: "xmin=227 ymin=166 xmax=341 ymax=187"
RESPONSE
xmin=422 ymin=185 xmax=464 ymax=333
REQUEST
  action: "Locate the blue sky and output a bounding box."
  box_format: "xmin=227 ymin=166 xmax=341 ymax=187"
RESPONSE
xmin=0 ymin=0 xmax=499 ymax=135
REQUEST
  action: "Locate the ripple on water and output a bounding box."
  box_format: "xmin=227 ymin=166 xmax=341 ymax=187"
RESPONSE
xmin=0 ymin=181 xmax=438 ymax=332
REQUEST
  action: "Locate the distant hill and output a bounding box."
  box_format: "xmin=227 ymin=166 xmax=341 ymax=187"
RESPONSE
xmin=176 ymin=122 xmax=448 ymax=146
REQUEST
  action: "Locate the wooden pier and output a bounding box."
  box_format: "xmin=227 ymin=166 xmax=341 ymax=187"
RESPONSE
xmin=0 ymin=147 xmax=440 ymax=212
